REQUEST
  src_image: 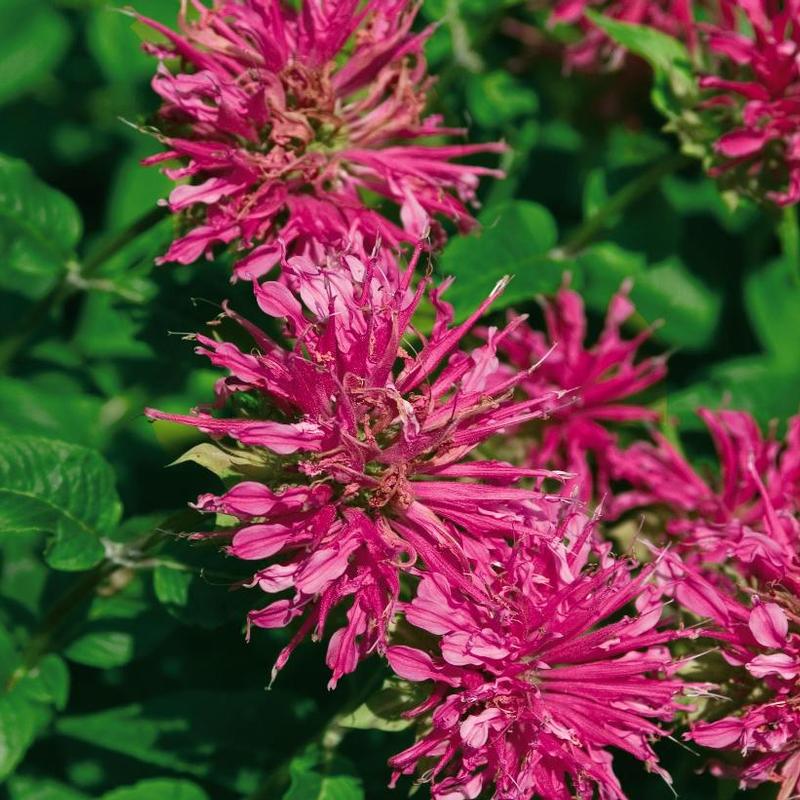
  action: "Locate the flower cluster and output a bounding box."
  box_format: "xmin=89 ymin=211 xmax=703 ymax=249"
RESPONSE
xmin=387 ymin=513 xmax=692 ymax=800
xmin=548 ymin=0 xmax=800 ymax=206
xmin=699 ymin=0 xmax=800 ymax=205
xmin=610 ymin=411 xmax=800 ymax=797
xmin=139 ymin=2 xmax=800 ymax=799
xmin=139 ymin=0 xmax=504 ymax=276
xmin=147 ymin=244 xmax=571 ymax=687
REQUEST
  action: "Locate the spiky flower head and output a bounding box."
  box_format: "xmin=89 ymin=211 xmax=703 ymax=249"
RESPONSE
xmin=138 ymin=0 xmax=504 ymax=276
xmin=387 ymin=514 xmax=692 ymax=800
xmin=490 ymin=281 xmax=666 ymax=502
xmin=146 ymin=245 xmax=568 ymax=687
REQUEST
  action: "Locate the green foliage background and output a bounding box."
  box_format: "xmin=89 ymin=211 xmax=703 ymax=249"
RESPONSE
xmin=0 ymin=1 xmax=797 ymax=798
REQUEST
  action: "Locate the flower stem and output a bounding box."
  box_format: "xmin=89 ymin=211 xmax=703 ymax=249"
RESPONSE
xmin=555 ymin=153 xmax=691 ymax=258
xmin=4 ymin=516 xmax=179 ymax=693
xmin=0 ymin=205 xmax=168 ymax=372
xmin=778 ymin=205 xmax=800 ymax=285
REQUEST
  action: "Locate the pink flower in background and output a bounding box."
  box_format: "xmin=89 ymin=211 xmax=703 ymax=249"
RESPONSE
xmin=493 ymin=281 xmax=666 ymax=501
xmin=551 ymin=0 xmax=696 ymax=72
xmin=609 ymin=410 xmax=800 ymax=586
xmin=387 ymin=515 xmax=692 ymax=800
xmin=659 ymin=554 xmax=800 ymax=799
xmin=147 ymin=247 xmax=570 ymax=686
xmin=700 ymin=0 xmax=800 ymax=205
xmin=138 ymin=0 xmax=504 ymax=276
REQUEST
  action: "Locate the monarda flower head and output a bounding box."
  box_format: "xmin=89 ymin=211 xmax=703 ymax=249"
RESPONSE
xmin=490 ymin=281 xmax=666 ymax=502
xmin=138 ymin=0 xmax=504 ymax=276
xmin=658 ymin=552 xmax=800 ymax=798
xmin=612 ymin=412 xmax=800 ymax=798
xmin=609 ymin=410 xmax=800 ymax=584
xmin=386 ymin=513 xmax=692 ymax=800
xmin=698 ymin=0 xmax=800 ymax=205
xmin=146 ymin=246 xmax=568 ymax=687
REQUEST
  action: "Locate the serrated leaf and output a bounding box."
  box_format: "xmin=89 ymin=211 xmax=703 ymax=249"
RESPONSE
xmin=102 ymin=779 xmax=209 ymax=800
xmin=0 ymin=436 xmax=122 ymax=571
xmin=0 ymin=154 xmax=82 ymax=301
xmin=0 ymin=1 xmax=70 ymax=107
xmin=441 ymin=201 xmax=570 ymax=319
xmin=744 ymin=259 xmax=800 ymax=366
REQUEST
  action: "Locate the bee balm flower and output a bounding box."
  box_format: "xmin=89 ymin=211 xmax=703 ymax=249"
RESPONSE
xmin=146 ymin=247 xmax=568 ymax=687
xmin=387 ymin=518 xmax=691 ymax=800
xmin=138 ymin=0 xmax=504 ymax=276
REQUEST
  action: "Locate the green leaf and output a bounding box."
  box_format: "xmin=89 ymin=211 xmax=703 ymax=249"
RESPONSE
xmin=102 ymin=779 xmax=209 ymax=800
xmin=55 ymin=690 xmax=300 ymax=793
xmin=283 ymin=748 xmax=364 ymax=800
xmin=585 ymin=11 xmax=696 ymax=116
xmin=0 ymin=653 xmax=66 ymax=782
xmin=0 ymin=690 xmax=44 ymax=781
xmin=0 ymin=436 xmax=122 ymax=571
xmin=73 ymin=293 xmax=154 ymax=360
xmin=577 ymin=246 xmax=720 ymax=349
xmin=0 ymin=154 xmax=82 ymax=301
xmin=744 ymin=259 xmax=800 ymax=366
xmin=465 ymin=71 xmax=538 ymax=129
xmin=17 ymin=654 xmax=70 ymax=711
xmin=339 ymin=678 xmax=427 ymax=733
xmin=667 ymin=357 xmax=800 ymax=430
xmin=631 ymin=260 xmax=720 ymax=350
xmin=0 ymin=1 xmax=70 ymax=107
xmin=64 ymin=630 xmax=134 ymax=669
xmin=87 ymin=2 xmax=175 ymax=88
xmin=8 ymin=776 xmax=90 ymax=800
xmin=153 ymin=566 xmax=192 ymax=608
xmin=0 ymin=376 xmax=112 ymax=449
xmin=440 ymin=201 xmax=570 ymax=319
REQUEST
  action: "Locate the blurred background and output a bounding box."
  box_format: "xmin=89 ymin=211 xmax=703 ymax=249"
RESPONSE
xmin=0 ymin=0 xmax=797 ymax=797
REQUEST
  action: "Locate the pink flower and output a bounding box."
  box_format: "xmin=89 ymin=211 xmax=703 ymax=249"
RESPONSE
xmin=492 ymin=281 xmax=666 ymax=502
xmin=146 ymin=246 xmax=568 ymax=686
xmin=628 ymin=412 xmax=800 ymax=798
xmin=699 ymin=0 xmax=800 ymax=205
xmin=609 ymin=410 xmax=800 ymax=586
xmin=551 ymin=0 xmax=696 ymax=72
xmin=138 ymin=0 xmax=504 ymax=275
xmin=671 ymin=555 xmax=800 ymax=798
xmin=386 ymin=517 xmax=692 ymax=800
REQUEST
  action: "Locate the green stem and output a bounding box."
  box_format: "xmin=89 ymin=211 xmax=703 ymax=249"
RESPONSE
xmin=4 ymin=517 xmax=179 ymax=693
xmin=5 ymin=562 xmax=117 ymax=691
xmin=246 ymin=662 xmax=387 ymax=800
xmin=556 ymin=153 xmax=691 ymax=258
xmin=778 ymin=205 xmax=800 ymax=286
xmin=0 ymin=205 xmax=168 ymax=372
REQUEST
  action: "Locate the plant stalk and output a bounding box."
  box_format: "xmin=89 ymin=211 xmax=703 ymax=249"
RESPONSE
xmin=556 ymin=152 xmax=691 ymax=258
xmin=0 ymin=205 xmax=168 ymax=372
